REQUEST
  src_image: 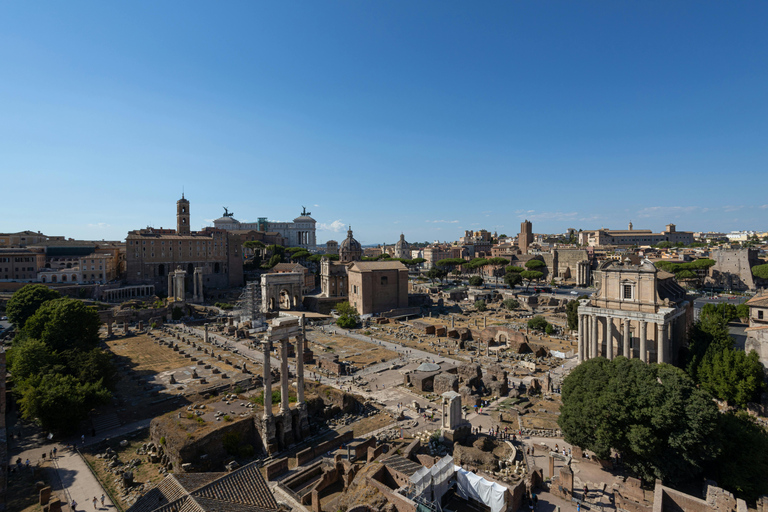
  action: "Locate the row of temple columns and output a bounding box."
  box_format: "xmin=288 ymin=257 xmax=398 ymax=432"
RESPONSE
xmin=103 ymin=285 xmax=155 ymax=302
xmin=262 ymin=318 xmax=306 ymax=421
xmin=578 ymin=314 xmax=673 ymax=364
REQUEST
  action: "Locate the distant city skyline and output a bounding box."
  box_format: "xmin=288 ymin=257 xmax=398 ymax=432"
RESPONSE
xmin=1 ymin=2 xmax=766 ymax=244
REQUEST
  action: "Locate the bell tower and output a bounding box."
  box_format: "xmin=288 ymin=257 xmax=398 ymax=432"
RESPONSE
xmin=177 ymin=194 xmax=190 ymax=235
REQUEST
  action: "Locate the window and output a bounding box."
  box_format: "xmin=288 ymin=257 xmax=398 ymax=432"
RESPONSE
xmin=381 ymin=276 xmax=388 ymax=285
xmin=623 ymin=284 xmax=633 ymax=300
xmin=759 ymin=310 xmax=764 ymax=320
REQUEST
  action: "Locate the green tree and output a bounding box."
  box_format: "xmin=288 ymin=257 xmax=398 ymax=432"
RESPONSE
xmin=503 ymin=272 xmax=522 ymax=288
xmin=474 ymin=300 xmax=486 ymax=312
xmin=486 ymin=257 xmax=509 ymax=267
xmin=6 ymin=284 xmax=61 ymax=329
xmin=752 ymin=264 xmax=768 ymax=280
xmin=290 ymin=250 xmax=311 ymax=260
xmin=435 ymin=258 xmax=466 ymax=273
xmin=524 ymin=259 xmax=546 ymax=270
xmin=8 ymin=338 xmax=60 ymax=380
xmin=502 ymin=298 xmax=519 ymax=310
xmin=545 ymin=323 xmax=555 ymax=335
xmin=736 ymin=302 xmax=749 ymax=319
xmin=528 ymin=316 xmax=549 ymax=331
xmin=66 ymin=348 xmax=119 ymax=390
xmin=504 ymin=265 xmax=525 ymax=273
xmin=23 ymin=298 xmax=101 ymax=352
xmin=469 ymin=276 xmax=484 ymax=286
xmin=16 ymin=373 xmax=111 ymax=433
xmin=709 ymin=412 xmax=768 ymax=501
xmin=335 ymin=301 xmax=359 ymax=329
xmin=243 ymin=240 xmax=266 ymax=250
xmin=559 ymin=358 xmax=720 ymax=484
xmin=426 ymin=266 xmax=448 ymax=284
xmin=520 ymin=270 xmax=544 ymax=291
xmin=697 ymin=347 xmax=765 ymax=408
xmin=266 ymin=254 xmax=282 ymax=268
xmin=565 ymin=299 xmax=580 ymax=331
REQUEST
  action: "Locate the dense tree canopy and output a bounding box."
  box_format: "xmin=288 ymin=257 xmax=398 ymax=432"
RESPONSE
xmin=753 ymin=263 xmax=768 ymax=280
xmin=502 ymin=299 xmax=519 ymax=310
xmin=486 ymin=257 xmax=509 ymax=266
xmin=504 ymin=265 xmax=525 ymax=274
xmin=22 ymin=298 xmax=101 ymax=352
xmin=426 ymin=266 xmax=448 ymax=283
xmin=469 ymin=276 xmax=484 ymax=287
xmin=520 ymin=270 xmax=544 ymax=291
xmin=525 ymin=259 xmax=546 ymax=270
xmin=709 ymin=412 xmax=768 ymax=501
xmin=528 ymin=316 xmax=549 ymax=332
xmin=504 ymin=272 xmax=522 ymax=288
xmin=16 ymin=373 xmax=111 ymax=433
xmin=335 ymin=301 xmax=359 ymax=329
xmin=566 ymin=299 xmax=580 ymax=331
xmin=474 ymin=300 xmax=486 ymax=312
xmin=559 ymin=357 xmax=720 ymax=484
xmin=6 ymin=284 xmax=61 ymax=328
xmin=685 ymin=308 xmax=766 ymax=408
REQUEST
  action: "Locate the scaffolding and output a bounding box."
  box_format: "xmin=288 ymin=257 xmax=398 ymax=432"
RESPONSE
xmin=235 ymin=281 xmax=267 ymax=331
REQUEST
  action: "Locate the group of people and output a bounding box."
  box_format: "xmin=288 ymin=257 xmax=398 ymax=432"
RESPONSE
xmin=70 ymin=494 xmax=106 ymax=511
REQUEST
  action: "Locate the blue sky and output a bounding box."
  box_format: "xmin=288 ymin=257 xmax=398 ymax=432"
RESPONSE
xmin=1 ymin=2 xmax=766 ymax=245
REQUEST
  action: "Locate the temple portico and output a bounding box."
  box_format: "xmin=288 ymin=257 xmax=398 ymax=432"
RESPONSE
xmin=577 ymin=260 xmax=692 ymax=366
xmin=577 ymin=305 xmax=688 ymax=364
xmin=101 ymin=285 xmax=155 ymax=302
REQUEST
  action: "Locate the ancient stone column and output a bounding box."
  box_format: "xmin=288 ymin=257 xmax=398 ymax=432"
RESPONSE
xmin=204 ymin=323 xmax=209 ymax=344
xmin=262 ymin=340 xmax=272 ymax=420
xmin=280 ymin=338 xmax=290 ymax=414
xmin=657 ymin=322 xmax=667 ymax=364
xmin=451 ymin=315 xmax=455 ymax=329
xmin=606 ymin=317 xmax=614 ymax=360
xmin=578 ymin=315 xmax=585 ymax=362
xmin=297 ymin=315 xmax=306 ymax=405
xmin=590 ymin=315 xmax=598 ymax=359
xmin=483 ymin=316 xmax=487 ymax=328
xmin=623 ymin=320 xmax=631 ymax=358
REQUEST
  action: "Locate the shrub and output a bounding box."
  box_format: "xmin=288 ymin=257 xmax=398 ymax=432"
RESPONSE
xmin=502 ymin=299 xmax=519 ymax=310
xmin=475 ymin=300 xmax=487 ymax=312
xmin=528 ymin=316 xmax=549 ymax=332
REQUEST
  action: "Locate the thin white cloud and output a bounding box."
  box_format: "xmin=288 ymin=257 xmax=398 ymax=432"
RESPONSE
xmin=723 ymin=205 xmax=744 ymax=212
xmin=313 ymin=204 xmax=320 ymax=207
xmin=318 ymin=219 xmax=345 ymax=232
xmin=636 ymin=206 xmax=701 ymax=218
xmin=517 ymin=211 xmax=578 ymax=222
xmin=760 ymin=205 xmax=768 ymax=209
xmin=426 ymin=220 xmax=459 ymax=224
xmin=87 ymin=222 xmax=111 ymax=229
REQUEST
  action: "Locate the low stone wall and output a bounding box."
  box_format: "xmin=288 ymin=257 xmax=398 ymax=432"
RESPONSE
xmin=265 ymin=457 xmax=289 ymax=480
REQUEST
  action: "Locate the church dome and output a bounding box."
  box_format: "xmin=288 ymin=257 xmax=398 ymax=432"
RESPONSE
xmin=395 ymin=233 xmax=409 ymax=249
xmin=339 ymin=227 xmax=362 ymax=262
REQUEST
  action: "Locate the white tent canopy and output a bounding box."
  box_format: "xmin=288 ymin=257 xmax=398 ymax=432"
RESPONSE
xmin=453 ymin=466 xmax=507 ymax=512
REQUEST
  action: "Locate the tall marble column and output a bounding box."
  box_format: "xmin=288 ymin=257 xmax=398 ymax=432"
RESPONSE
xmin=297 ymin=315 xmax=306 ymax=406
xmin=591 ymin=315 xmax=598 ymax=359
xmin=262 ymin=340 xmax=272 ymax=420
xmin=657 ymin=322 xmax=668 ymax=364
xmin=639 ymin=321 xmax=647 ymax=363
xmin=280 ymin=338 xmax=290 ymax=414
xmin=578 ymin=315 xmax=585 ymax=362
xmin=606 ymin=317 xmax=614 ymax=360
xmin=623 ymin=320 xmax=631 ymax=358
